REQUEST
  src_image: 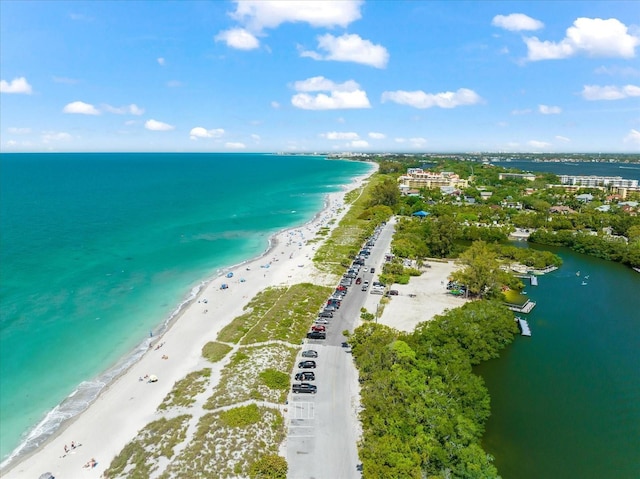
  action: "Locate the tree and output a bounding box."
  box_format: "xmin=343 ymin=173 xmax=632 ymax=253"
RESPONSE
xmin=451 ymin=241 xmax=502 ymax=298
xmin=369 ymin=177 xmax=401 ymax=210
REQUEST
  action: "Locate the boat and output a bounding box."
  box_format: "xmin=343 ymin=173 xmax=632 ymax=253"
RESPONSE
xmin=582 ymin=281 xmax=588 ymax=286
xmin=576 ymin=271 xmax=580 ymax=276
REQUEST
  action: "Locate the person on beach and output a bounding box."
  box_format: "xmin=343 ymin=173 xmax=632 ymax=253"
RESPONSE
xmin=64 ymin=444 xmax=68 ymax=454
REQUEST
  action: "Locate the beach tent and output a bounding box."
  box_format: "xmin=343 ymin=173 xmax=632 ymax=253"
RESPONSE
xmin=412 ymin=210 xmax=430 ymax=217
xmin=148 ymin=374 xmax=158 ymax=383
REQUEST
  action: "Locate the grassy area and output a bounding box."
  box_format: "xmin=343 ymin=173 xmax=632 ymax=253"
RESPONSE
xmin=313 ymin=175 xmax=383 ymax=275
xmin=158 ymin=368 xmax=211 ymax=411
xmin=202 ymin=341 xmax=232 ymax=362
xmin=240 ymin=283 xmax=332 ymax=344
xmin=104 ymin=415 xmax=191 ymax=479
xmin=160 ymin=406 xmax=285 ymax=479
xmin=217 ymin=287 xmax=286 ymax=343
xmin=204 ymin=343 xmax=297 ymax=410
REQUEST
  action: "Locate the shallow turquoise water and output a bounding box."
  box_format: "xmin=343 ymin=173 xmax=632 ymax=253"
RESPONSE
xmin=0 ymin=153 xmax=373 ymax=462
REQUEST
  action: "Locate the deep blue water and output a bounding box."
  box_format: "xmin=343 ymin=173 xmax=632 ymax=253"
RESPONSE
xmin=0 ymin=153 xmax=373 ymax=464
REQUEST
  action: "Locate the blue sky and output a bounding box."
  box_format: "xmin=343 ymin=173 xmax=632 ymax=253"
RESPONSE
xmin=1 ymin=0 xmax=639 ymax=153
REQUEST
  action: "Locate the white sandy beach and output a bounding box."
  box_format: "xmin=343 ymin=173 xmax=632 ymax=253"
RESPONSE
xmin=2 ymin=170 xmax=466 ymax=479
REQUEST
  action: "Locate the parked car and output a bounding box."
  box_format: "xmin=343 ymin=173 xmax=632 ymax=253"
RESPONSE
xmin=370 ymin=267 xmax=375 ymax=273
xmin=318 ymin=311 xmax=333 ymax=318
xmin=314 ymin=318 xmax=329 ymax=325
xmin=292 ymin=383 xmax=317 ymax=394
xmin=324 ymin=305 xmax=336 ymax=312
xmin=389 ymin=290 xmax=399 ymax=296
xmin=307 ymin=331 xmax=326 ymax=340
xmin=311 ymin=324 xmax=326 ymax=332
xmin=355 ymin=277 xmax=362 ymax=285
xmin=298 ymin=360 xmax=316 ymax=369
xmin=295 ymin=371 xmax=315 ymax=381
xmin=302 ymin=350 xmax=318 ymax=358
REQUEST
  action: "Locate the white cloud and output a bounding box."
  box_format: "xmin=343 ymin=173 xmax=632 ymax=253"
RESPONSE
xmin=368 ymin=132 xmax=386 ymax=139
xmin=555 ymin=135 xmax=571 ymax=142
xmin=157 ymin=57 xmax=166 ymax=66
xmin=394 ymin=138 xmax=406 ymax=143
xmin=189 ymin=127 xmax=225 ymax=139
xmin=167 ymin=80 xmax=183 ymax=88
xmin=322 ymin=131 xmax=359 ymax=140
xmin=1 ymin=77 xmax=33 ymax=94
xmin=348 ymin=140 xmax=369 ymax=148
xmin=53 ymin=76 xmax=80 ymax=84
xmin=225 ymin=142 xmax=246 ymax=149
xmin=525 ymin=18 xmax=639 ymax=61
xmin=624 ymin=129 xmax=640 ymax=145
xmin=300 ymin=33 xmax=389 ymax=68
xmin=145 ymin=119 xmax=175 ymax=131
xmin=251 ymin=134 xmax=261 ymax=141
xmin=63 ymin=101 xmax=100 ymax=115
xmin=409 ymin=137 xmax=427 ymax=147
xmin=292 ymin=90 xmax=371 ymax=110
xmin=528 ymin=140 xmax=552 ymax=149
xmin=230 ymin=0 xmax=362 ymax=32
xmin=271 ymin=101 xmax=281 ymax=109
xmin=581 ymin=84 xmax=640 ymax=100
xmin=42 ymin=131 xmax=72 ymax=143
xmin=5 ymin=140 xmax=18 ymax=146
xmin=381 ymin=88 xmax=482 ymax=109
xmin=511 ymin=108 xmax=532 ymax=115
xmin=103 ymin=104 xmax=145 ymax=115
xmin=291 ymin=76 xmax=370 ymax=110
xmin=539 ymin=104 xmax=562 ymax=114
xmin=292 ymin=76 xmax=359 ymax=92
xmin=215 ymin=28 xmax=260 ymax=50
xmin=492 ymin=13 xmax=544 ymax=32
xmin=594 ymin=65 xmax=640 ymax=77
xmin=8 ymin=127 xmax=31 ymax=134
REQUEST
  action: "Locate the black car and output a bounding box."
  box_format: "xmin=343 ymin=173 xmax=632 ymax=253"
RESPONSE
xmin=318 ymin=311 xmax=333 ymax=318
xmin=302 ymin=349 xmax=318 ymax=358
xmin=292 ymin=383 xmax=317 ymax=394
xmin=370 ymin=267 xmax=375 ymax=273
xmin=295 ymin=371 xmax=315 ymax=381
xmin=298 ymin=360 xmax=316 ymax=369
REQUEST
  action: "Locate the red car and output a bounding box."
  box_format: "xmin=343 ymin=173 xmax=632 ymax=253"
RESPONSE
xmin=311 ymin=325 xmax=326 ymax=332
xmin=355 ymin=277 xmax=362 ymax=285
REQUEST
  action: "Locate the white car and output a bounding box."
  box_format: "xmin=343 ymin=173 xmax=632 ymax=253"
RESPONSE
xmin=314 ymin=318 xmax=330 ymax=325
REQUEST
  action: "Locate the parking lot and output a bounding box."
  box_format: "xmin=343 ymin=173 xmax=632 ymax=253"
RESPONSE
xmin=286 ymin=220 xmax=396 ymax=478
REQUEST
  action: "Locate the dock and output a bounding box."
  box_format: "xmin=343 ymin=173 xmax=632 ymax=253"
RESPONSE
xmin=506 ymin=299 xmax=536 ymax=314
xmin=516 ymin=317 xmax=531 ymax=336
xmin=530 ymin=276 xmax=538 ymax=286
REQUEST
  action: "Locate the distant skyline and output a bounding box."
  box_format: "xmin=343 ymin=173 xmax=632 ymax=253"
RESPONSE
xmin=1 ymin=0 xmax=639 ymax=153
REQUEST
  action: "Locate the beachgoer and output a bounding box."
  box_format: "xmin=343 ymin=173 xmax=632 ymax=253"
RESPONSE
xmin=64 ymin=444 xmax=68 ymax=453
xmin=71 ymin=441 xmax=76 ymax=449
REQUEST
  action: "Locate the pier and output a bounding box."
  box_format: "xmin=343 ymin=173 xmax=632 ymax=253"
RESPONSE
xmin=516 ymin=317 xmax=531 ymax=336
xmin=506 ymin=299 xmax=536 ymax=314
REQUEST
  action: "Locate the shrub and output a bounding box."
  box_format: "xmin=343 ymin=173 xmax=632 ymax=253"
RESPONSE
xmin=249 ymin=454 xmax=288 ymax=479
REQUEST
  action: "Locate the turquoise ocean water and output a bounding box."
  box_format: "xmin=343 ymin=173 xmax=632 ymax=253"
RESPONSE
xmin=0 ymin=153 xmax=373 ymax=464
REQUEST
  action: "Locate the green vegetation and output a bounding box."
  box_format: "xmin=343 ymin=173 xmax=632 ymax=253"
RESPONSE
xmin=259 ymin=368 xmax=290 ymax=390
xmin=161 ymin=407 xmax=285 ymax=479
xmin=217 ymin=284 xmax=331 ymax=344
xmin=249 ymin=454 xmax=288 ymax=479
xmin=158 ymin=368 xmax=211 ymax=411
xmin=350 ymin=301 xmax=517 ymax=478
xmin=204 ymin=343 xmax=297 ymax=409
xmin=220 ymin=403 xmax=262 ymax=428
xmin=202 ymin=341 xmax=232 ymax=362
xmin=104 ymin=415 xmax=191 ymax=479
xmin=314 ymin=174 xmax=392 ymax=274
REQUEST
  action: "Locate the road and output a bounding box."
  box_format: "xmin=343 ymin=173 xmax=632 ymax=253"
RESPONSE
xmin=286 ymin=219 xmax=396 ymax=479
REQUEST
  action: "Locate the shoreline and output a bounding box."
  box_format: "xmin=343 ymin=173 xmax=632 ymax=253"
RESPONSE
xmin=1 ymin=166 xmax=375 ymax=477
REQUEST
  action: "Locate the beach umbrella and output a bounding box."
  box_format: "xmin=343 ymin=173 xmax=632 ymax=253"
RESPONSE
xmin=412 ymin=210 xmax=430 ymax=217
xmin=148 ymin=374 xmax=158 ymax=382
xmin=39 ymin=473 xmax=55 ymax=479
